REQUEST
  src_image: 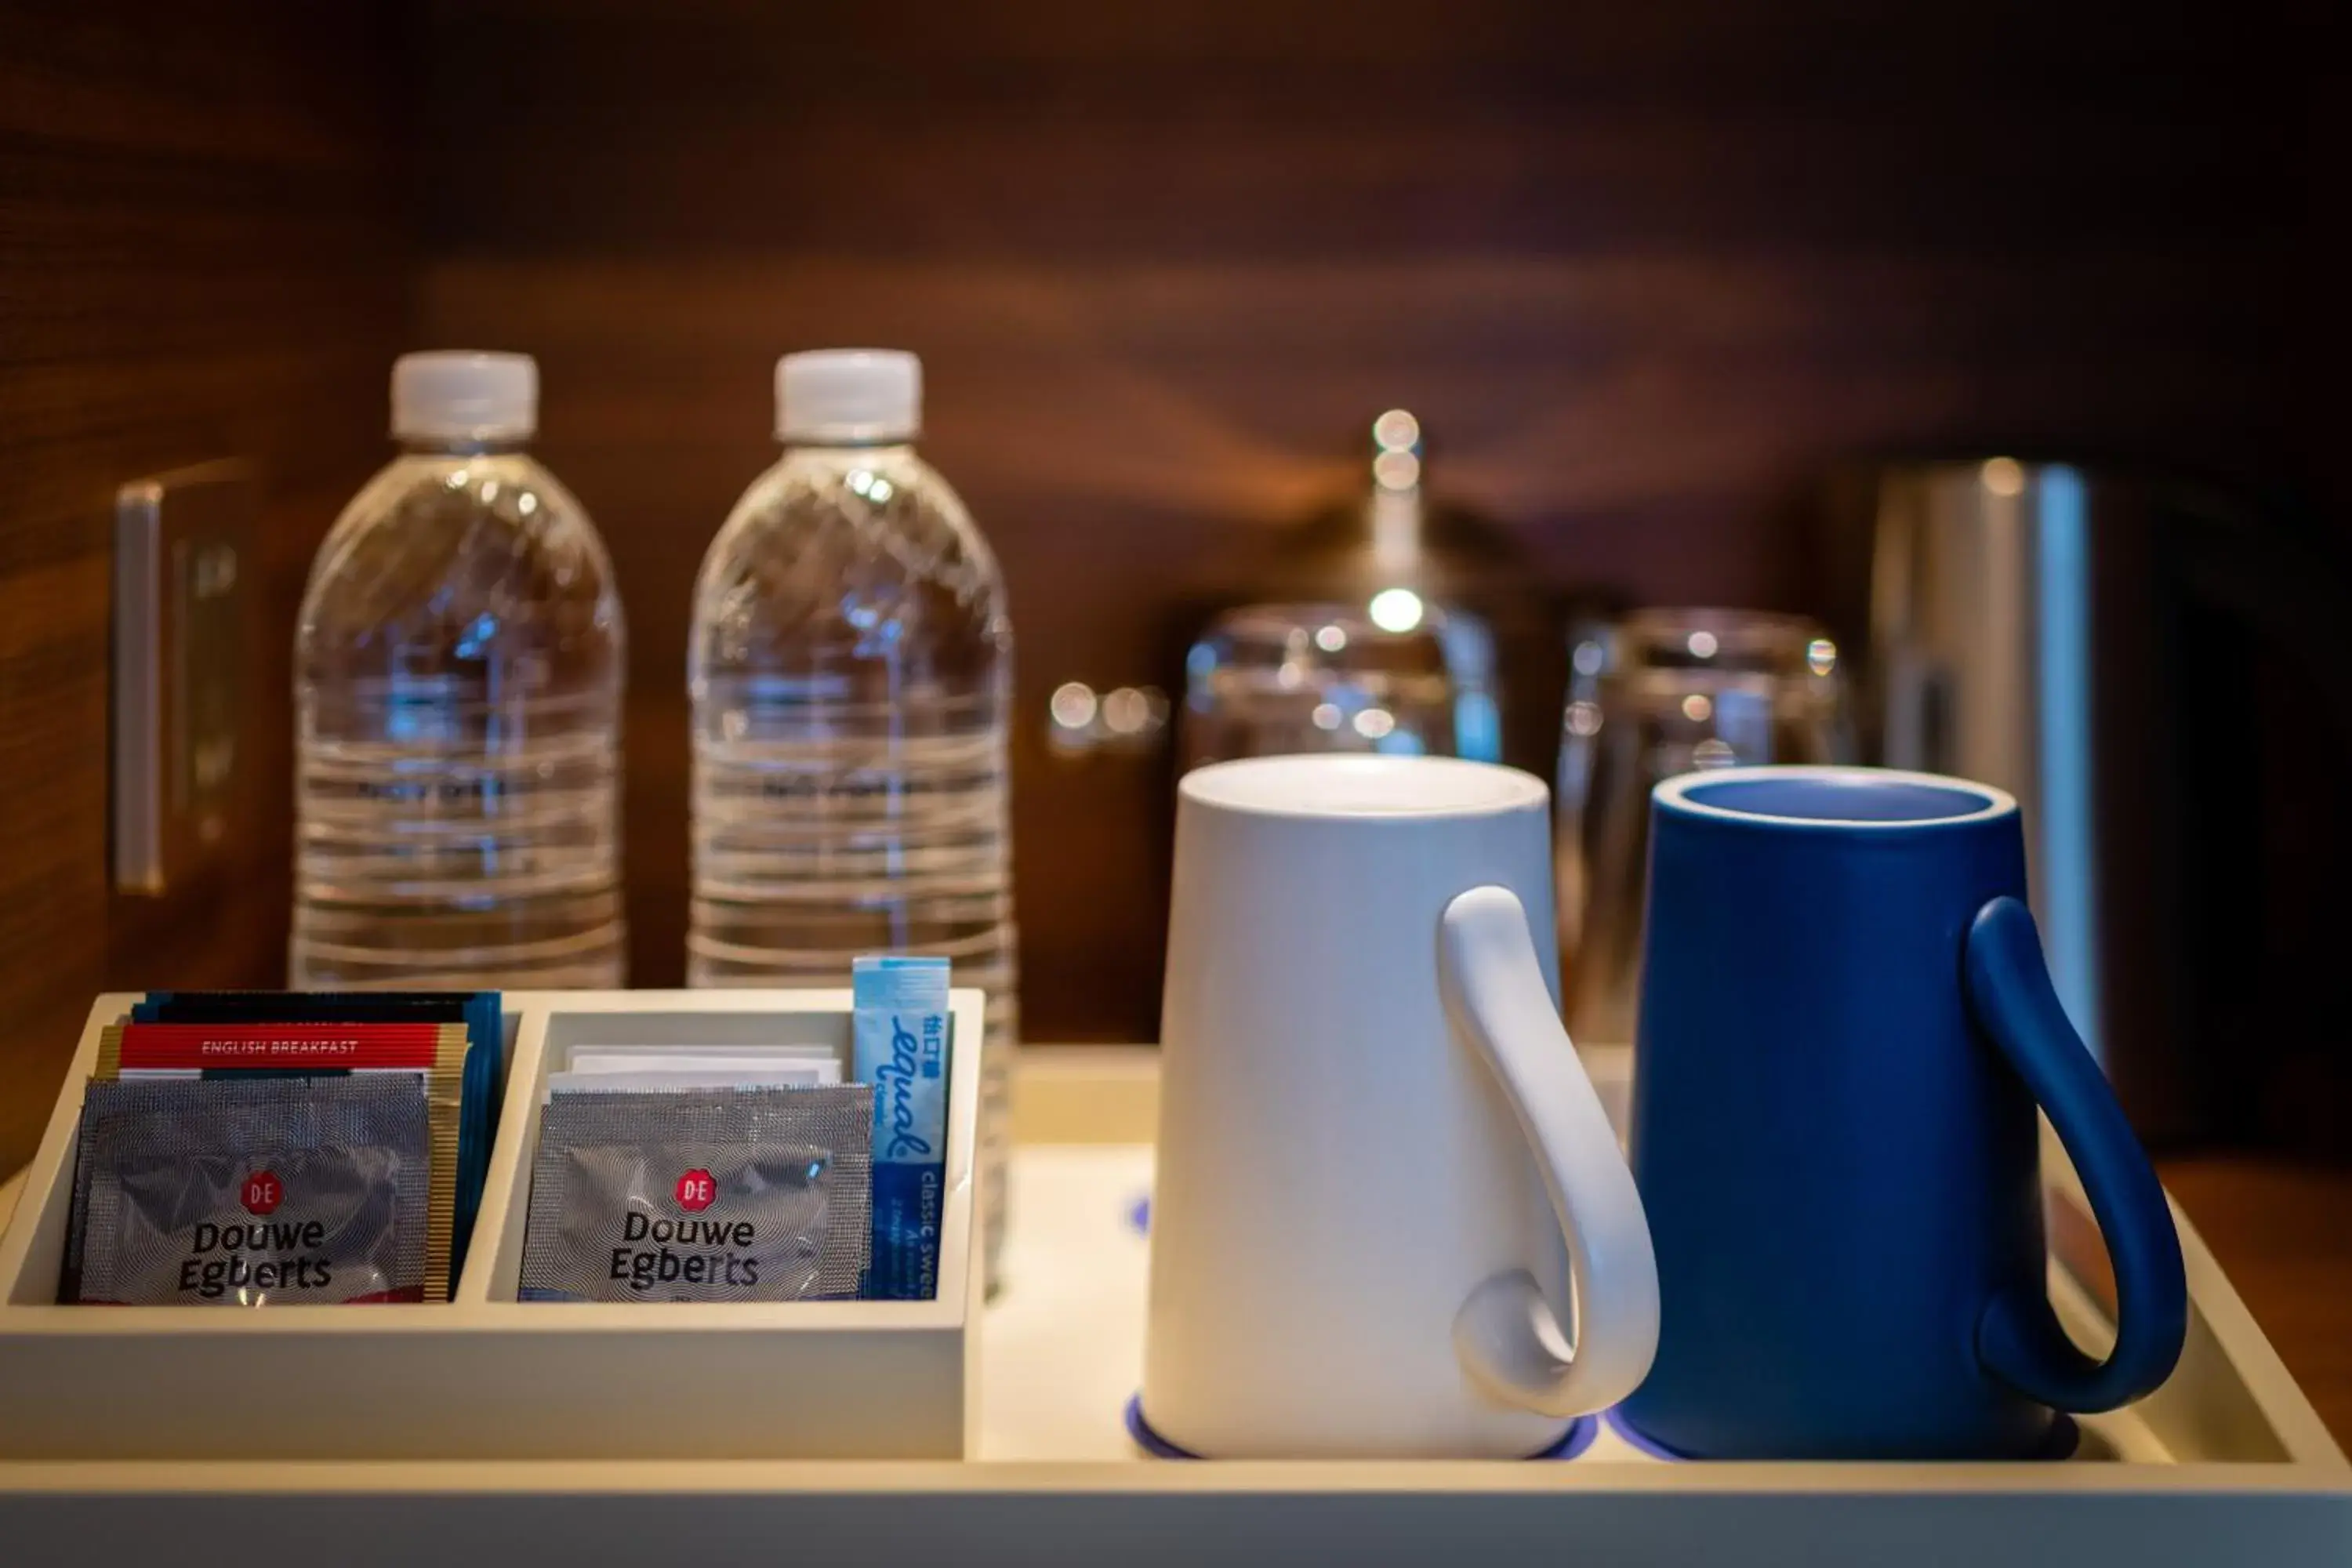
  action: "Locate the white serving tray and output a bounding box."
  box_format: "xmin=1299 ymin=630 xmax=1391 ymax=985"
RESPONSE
xmin=0 ymin=1041 xmax=2345 ymax=1566
xmin=0 ymin=990 xmax=985 ymax=1464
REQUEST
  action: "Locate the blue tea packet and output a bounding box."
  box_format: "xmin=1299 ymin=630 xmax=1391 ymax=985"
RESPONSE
xmin=852 ymin=956 xmax=951 ymax=1300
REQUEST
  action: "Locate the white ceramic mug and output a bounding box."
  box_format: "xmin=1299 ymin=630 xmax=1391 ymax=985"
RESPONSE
xmin=1140 ymin=754 xmax=1659 ymax=1458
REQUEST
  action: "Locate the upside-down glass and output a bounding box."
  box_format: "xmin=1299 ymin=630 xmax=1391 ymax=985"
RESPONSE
xmin=1555 ymin=609 xmax=1849 ymax=1044
xmin=1180 ymin=601 xmax=1467 ymax=771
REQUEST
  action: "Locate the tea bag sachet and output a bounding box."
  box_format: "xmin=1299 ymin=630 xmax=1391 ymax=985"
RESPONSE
xmin=543 ymin=1046 xmax=841 ymax=1099
xmin=518 ymin=1086 xmax=873 ymax=1302
xmin=122 ymin=991 xmax=502 ymax=1276
xmin=73 ymin=1015 xmax=470 ymax=1301
xmin=71 ymin=1075 xmax=431 ymax=1305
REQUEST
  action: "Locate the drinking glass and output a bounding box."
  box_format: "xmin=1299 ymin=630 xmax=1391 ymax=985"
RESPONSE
xmin=1556 ymin=609 xmax=1849 ymax=1043
xmin=1180 ymin=601 xmax=1464 ymax=771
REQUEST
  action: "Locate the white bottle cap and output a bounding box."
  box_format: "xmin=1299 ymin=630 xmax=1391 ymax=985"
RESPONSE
xmin=775 ymin=349 xmax=922 ymax=443
xmin=391 ymin=350 xmax=538 ymax=441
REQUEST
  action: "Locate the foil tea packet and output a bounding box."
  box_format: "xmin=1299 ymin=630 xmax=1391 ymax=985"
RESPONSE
xmin=70 ymin=1075 xmax=432 ymax=1305
xmin=77 ymin=1014 xmax=469 ymax=1301
xmin=126 ymin=992 xmax=503 ymax=1276
xmin=518 ymin=1086 xmax=874 ymax=1303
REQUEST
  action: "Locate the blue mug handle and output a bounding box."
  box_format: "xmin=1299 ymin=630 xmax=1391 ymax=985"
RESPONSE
xmin=1964 ymin=897 xmax=2189 ymax=1412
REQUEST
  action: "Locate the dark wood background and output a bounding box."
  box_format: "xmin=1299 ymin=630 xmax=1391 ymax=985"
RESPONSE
xmin=0 ymin=1 xmax=406 ymax=1168
xmin=412 ymin=0 xmax=2327 ymax=1047
xmin=1 ymin=0 xmax=2342 ymax=1169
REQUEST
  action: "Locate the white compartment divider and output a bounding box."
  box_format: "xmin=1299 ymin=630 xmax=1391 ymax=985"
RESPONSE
xmin=0 ymin=989 xmax=985 ymax=1463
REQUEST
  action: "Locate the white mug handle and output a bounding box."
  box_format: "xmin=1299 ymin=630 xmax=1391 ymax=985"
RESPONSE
xmin=1439 ymin=885 xmax=1661 ymax=1417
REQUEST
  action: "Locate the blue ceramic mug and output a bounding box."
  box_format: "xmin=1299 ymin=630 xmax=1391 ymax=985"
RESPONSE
xmin=1619 ymin=766 xmax=2187 ymax=1459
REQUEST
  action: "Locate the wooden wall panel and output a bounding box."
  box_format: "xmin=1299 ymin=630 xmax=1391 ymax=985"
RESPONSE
xmin=416 ymin=0 xmax=2324 ymax=1043
xmin=0 ymin=0 xmax=2327 ymax=1168
xmin=0 ymin=0 xmax=408 ymax=1171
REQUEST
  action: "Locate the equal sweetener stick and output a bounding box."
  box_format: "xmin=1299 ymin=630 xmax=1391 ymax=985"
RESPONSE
xmin=852 ymin=956 xmax=951 ymax=1300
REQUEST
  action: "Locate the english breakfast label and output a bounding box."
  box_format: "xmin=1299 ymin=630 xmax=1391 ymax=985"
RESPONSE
xmin=107 ymin=1022 xmax=450 ymax=1072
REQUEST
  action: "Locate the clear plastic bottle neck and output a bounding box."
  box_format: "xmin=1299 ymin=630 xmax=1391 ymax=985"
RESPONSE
xmin=399 ymin=434 xmax=532 ymax=458
xmin=781 ymin=436 xmax=918 ymax=458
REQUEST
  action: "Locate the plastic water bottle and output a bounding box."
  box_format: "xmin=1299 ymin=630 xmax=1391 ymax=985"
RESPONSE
xmin=690 ymin=349 xmax=1017 ymax=1294
xmin=292 ymin=351 xmax=627 ymax=989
